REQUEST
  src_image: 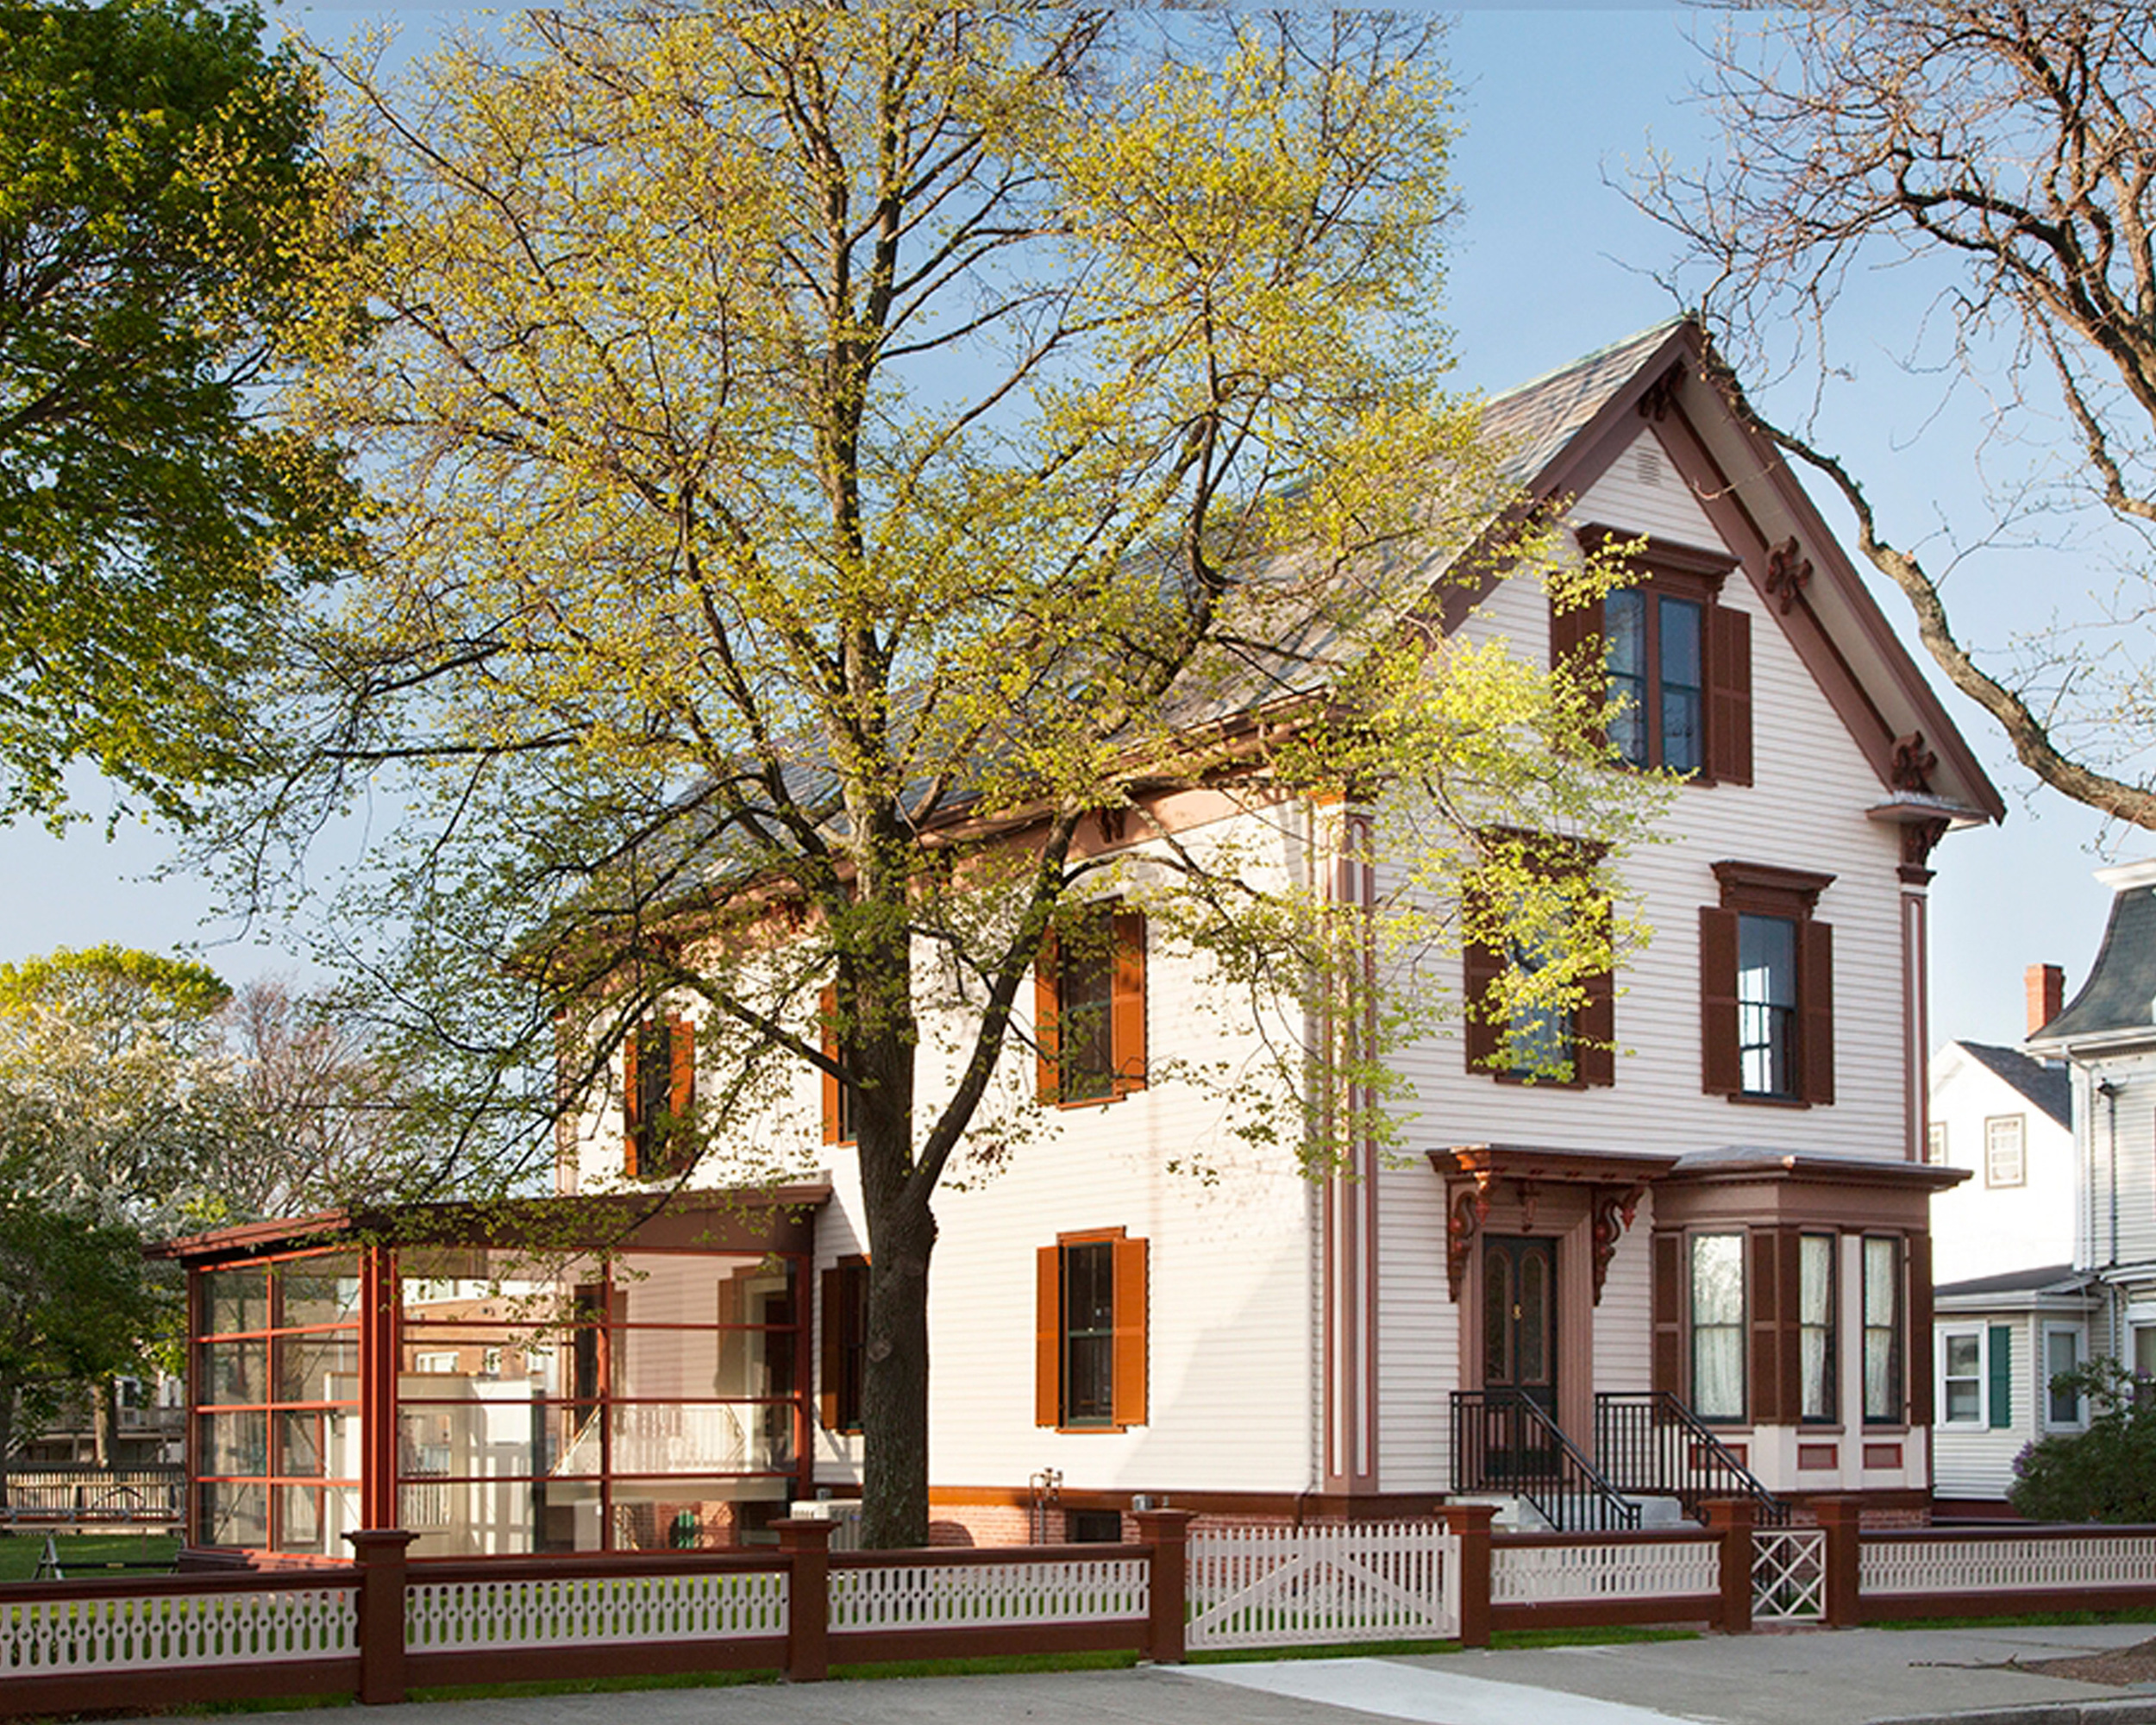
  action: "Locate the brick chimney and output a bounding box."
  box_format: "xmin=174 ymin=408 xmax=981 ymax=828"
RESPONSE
xmin=2027 ymin=963 xmax=2065 ymax=1035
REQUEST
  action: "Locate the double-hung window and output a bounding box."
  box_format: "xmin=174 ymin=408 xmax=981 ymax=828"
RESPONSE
xmin=1863 ymin=1237 xmax=1904 ymax=1425
xmin=1940 ymin=1328 xmax=1984 ymax=1426
xmin=1462 ymin=835 xmax=1614 ymax=1088
xmin=1985 ymin=1115 xmax=2027 ymax=1187
xmin=1036 ymin=905 xmax=1147 ymax=1106
xmin=1689 ymin=1233 xmax=1746 ymax=1423
xmin=1702 ymin=862 xmax=1835 ymax=1106
xmin=1797 ymin=1234 xmax=1837 ymax=1422
xmin=1034 ymin=1230 xmax=1148 ymax=1430
xmin=1551 ymin=526 xmax=1752 ymax=785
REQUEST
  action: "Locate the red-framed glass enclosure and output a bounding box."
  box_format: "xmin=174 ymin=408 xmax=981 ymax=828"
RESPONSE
xmin=161 ymin=1186 xmax=826 ymax=1561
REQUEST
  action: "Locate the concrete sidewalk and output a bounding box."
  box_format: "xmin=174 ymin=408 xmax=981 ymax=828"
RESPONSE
xmin=222 ymin=1623 xmax=2156 ymax=1725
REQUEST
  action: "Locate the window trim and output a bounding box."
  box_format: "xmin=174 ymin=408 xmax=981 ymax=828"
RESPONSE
xmin=1984 ymin=1113 xmax=2028 ymax=1188
xmin=1937 ymin=1323 xmax=1988 ymax=1430
xmin=2042 ymin=1323 xmax=2087 ymax=1431
xmin=1035 ymin=1228 xmax=1148 ymax=1432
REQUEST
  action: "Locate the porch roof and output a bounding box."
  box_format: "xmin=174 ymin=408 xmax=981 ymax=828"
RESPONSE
xmin=1427 ymin=1143 xmax=1679 ymax=1187
xmin=152 ymin=1181 xmax=833 ymax=1266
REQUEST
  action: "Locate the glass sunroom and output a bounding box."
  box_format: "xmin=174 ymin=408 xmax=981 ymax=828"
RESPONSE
xmin=160 ymin=1186 xmax=826 ymax=1562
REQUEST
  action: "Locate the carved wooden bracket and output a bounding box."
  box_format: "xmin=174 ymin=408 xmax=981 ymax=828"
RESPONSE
xmin=1890 ymin=731 xmax=1938 ymax=794
xmin=1445 ymin=1176 xmax=1495 ymax=1302
xmin=1589 ymin=1183 xmax=1646 ymax=1307
xmin=1765 ymin=538 xmax=1813 ymax=614
xmin=1901 ymin=817 xmax=1949 ymax=869
xmin=1638 ymin=362 xmax=1684 ymax=420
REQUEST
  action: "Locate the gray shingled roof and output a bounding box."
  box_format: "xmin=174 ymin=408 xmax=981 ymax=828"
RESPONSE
xmin=1479 ymin=319 xmax=1686 ymax=490
xmin=2035 ymin=884 xmax=2156 ymax=1044
xmin=1954 ymin=1041 xmax=2071 ymax=1129
xmin=1934 ymin=1264 xmax=2093 ymax=1300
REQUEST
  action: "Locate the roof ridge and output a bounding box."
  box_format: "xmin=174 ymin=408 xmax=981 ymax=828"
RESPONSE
xmin=1481 ymin=317 xmax=1689 ymax=409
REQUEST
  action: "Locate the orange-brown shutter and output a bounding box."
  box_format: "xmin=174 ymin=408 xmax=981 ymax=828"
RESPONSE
xmin=669 ymin=1015 xmax=694 ymax=1120
xmin=1463 ymin=880 xmax=1503 ymax=1074
xmin=1749 ymin=1228 xmax=1782 ymax=1426
xmin=1111 ymin=910 xmax=1147 ymax=1095
xmin=1707 ymin=604 xmax=1753 ymax=786
xmin=1035 ymin=933 xmax=1061 ymax=1105
xmin=820 ymin=985 xmax=843 ymax=1145
xmin=1800 ymin=919 xmax=1835 ymax=1106
xmin=1576 ymin=894 xmax=1615 ymax=1088
xmin=1907 ymin=1233 xmax=1934 ymax=1426
xmin=819 ymin=1266 xmax=843 ymax=1429
xmin=1700 ymin=906 xmax=1741 ymax=1095
xmin=1035 ymin=1245 xmax=1062 ymax=1427
xmin=621 ymin=1026 xmax=642 ymax=1178
xmin=1112 ymin=1234 xmax=1149 ymax=1427
xmin=1651 ymin=1231 xmax=1683 ymax=1396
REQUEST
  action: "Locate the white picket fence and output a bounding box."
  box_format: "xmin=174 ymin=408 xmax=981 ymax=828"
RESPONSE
xmin=405 ymin=1568 xmax=787 ymax=1653
xmin=1187 ymin=1520 xmax=1457 ymax=1650
xmin=1491 ymin=1534 xmax=1720 ymax=1607
xmin=1862 ymin=1531 xmax=2156 ymax=1600
xmin=0 ymin=1583 xmax=355 ymax=1677
xmin=830 ymin=1556 xmax=1147 ymax=1632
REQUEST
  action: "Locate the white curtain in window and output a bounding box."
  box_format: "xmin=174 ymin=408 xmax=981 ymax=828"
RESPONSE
xmin=1691 ymin=1234 xmax=1745 ymax=1421
xmin=1798 ymin=1236 xmax=1833 ymax=1420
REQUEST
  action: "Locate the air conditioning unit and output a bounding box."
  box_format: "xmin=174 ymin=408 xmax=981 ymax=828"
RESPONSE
xmin=788 ymin=1498 xmax=865 ymax=1550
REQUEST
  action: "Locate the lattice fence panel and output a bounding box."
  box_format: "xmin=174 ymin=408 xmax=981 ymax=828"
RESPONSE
xmin=405 ymin=1569 xmax=786 ymax=1652
xmin=1492 ymin=1538 xmax=1719 ymax=1605
xmin=1752 ymin=1527 xmax=1825 ymax=1623
xmin=0 ymin=1585 xmax=356 ymax=1675
xmin=829 ymin=1557 xmax=1145 ymax=1632
xmin=1862 ymin=1534 xmax=2156 ymax=1599
xmin=1187 ymin=1521 xmax=1457 ymax=1650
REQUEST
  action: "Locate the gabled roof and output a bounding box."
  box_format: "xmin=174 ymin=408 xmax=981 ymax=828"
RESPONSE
xmin=2031 ymin=860 xmax=2156 ymax=1049
xmin=1454 ymin=319 xmax=2003 ymax=824
xmin=1948 ymin=1040 xmax=2071 ymax=1129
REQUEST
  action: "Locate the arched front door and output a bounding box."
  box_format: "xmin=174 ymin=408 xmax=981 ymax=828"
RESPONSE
xmin=1482 ymin=1235 xmax=1557 ymax=1419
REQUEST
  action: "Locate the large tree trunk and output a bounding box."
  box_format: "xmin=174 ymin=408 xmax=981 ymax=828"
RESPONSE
xmin=857 ymin=1187 xmax=936 ymax=1550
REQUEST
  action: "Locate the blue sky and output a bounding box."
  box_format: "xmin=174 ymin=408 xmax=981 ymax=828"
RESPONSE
xmin=0 ymin=3 xmax=2122 ymax=1051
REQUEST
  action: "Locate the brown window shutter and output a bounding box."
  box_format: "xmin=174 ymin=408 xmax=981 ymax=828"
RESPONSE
xmin=1111 ymin=1234 xmax=1149 ymax=1427
xmin=669 ymin=1014 xmax=694 ymax=1119
xmin=1035 ymin=933 xmax=1061 ymax=1105
xmin=1549 ymin=586 xmax=1608 ymax=747
xmin=820 ymin=985 xmax=843 ymax=1145
xmin=819 ymin=1266 xmax=843 ymax=1430
xmin=1749 ymin=1228 xmax=1781 ymax=1425
xmin=1800 ymin=919 xmax=1835 ymax=1106
xmin=1908 ymin=1233 xmax=1935 ymax=1426
xmin=1111 ymin=910 xmax=1148 ymax=1095
xmin=621 ymin=1026 xmax=641 ymax=1178
xmin=1776 ymin=1228 xmax=1804 ymax=1421
xmin=1576 ymin=894 xmax=1615 ymax=1087
xmin=1651 ymin=1231 xmax=1683 ymax=1396
xmin=1463 ymin=881 xmax=1503 ymax=1075
xmin=1700 ymin=906 xmax=1742 ymax=1095
xmin=1035 ymin=1245 xmax=1062 ymax=1427
xmin=1707 ymin=603 xmax=1753 ymax=786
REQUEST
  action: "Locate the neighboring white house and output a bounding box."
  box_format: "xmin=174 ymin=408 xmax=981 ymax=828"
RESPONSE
xmin=1928 ymin=1026 xmax=2074 ymax=1288
xmin=555 ymin=319 xmax=1998 ymax=1540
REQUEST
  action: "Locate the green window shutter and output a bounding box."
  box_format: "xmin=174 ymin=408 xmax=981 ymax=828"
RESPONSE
xmin=1988 ymin=1326 xmax=2014 ymax=1429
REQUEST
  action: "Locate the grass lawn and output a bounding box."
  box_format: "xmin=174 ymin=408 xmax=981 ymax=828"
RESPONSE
xmin=0 ymin=1531 xmax=179 ymax=1583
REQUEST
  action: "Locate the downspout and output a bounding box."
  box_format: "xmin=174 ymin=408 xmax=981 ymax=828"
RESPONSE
xmin=2101 ymin=1076 xmax=2122 ymax=1361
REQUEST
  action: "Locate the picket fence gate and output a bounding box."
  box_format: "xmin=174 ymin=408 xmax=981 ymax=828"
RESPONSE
xmin=1186 ymin=1519 xmax=1458 ymax=1650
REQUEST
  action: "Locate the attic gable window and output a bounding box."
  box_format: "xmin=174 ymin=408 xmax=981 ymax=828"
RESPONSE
xmin=1554 ymin=527 xmax=1752 ymax=786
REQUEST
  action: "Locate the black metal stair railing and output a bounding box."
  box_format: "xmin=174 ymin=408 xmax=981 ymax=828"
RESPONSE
xmin=1449 ymin=1389 xmax=1640 ymax=1532
xmin=1592 ymin=1390 xmax=1789 ymax=1526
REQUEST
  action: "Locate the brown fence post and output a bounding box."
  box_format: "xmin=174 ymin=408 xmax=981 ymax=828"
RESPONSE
xmin=1442 ymin=1502 xmax=1496 ymax=1648
xmin=774 ymin=1516 xmax=834 ymax=1683
xmin=345 ymin=1528 xmax=417 ymax=1705
xmin=1702 ymin=1498 xmax=1754 ymax=1634
xmin=1815 ymin=1496 xmax=1862 ymax=1627
xmin=1133 ymin=1507 xmax=1195 ymax=1664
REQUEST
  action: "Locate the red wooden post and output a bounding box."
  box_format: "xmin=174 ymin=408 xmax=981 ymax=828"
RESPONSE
xmin=774 ymin=1517 xmax=834 ymax=1683
xmin=1815 ymin=1495 xmax=1862 ymax=1628
xmin=1133 ymin=1508 xmax=1195 ymax=1664
xmin=346 ymin=1528 xmax=417 ymax=1705
xmin=1702 ymin=1498 xmax=1755 ymax=1634
xmin=1442 ymin=1502 xmax=1495 ymax=1648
